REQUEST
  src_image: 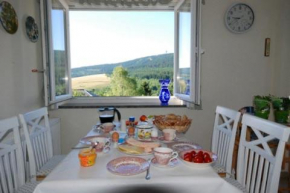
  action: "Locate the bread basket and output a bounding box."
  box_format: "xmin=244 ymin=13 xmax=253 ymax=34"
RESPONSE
xmin=154 ymin=114 xmax=192 ymax=133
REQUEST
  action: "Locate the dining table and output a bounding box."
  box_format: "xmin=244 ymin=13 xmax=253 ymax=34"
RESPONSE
xmin=33 ymin=124 xmax=243 ymax=193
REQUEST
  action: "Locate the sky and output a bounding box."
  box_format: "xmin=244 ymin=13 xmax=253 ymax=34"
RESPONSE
xmin=66 ymin=11 xmax=174 ymax=68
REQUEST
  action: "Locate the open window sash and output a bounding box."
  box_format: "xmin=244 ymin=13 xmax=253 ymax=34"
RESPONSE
xmin=174 ymin=0 xmax=201 ymax=105
xmin=41 ymin=0 xmax=72 ymax=106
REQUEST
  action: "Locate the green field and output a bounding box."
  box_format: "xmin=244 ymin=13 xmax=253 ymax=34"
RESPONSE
xmin=71 ymin=74 xmax=110 ymax=90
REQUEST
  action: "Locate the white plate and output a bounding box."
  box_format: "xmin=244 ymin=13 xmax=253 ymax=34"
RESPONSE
xmin=151 ymin=158 xmax=179 ymax=168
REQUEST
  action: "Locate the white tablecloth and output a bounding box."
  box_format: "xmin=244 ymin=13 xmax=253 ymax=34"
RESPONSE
xmin=33 ymin=129 xmax=242 ymax=193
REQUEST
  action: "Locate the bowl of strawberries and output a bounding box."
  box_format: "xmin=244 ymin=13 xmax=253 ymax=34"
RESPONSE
xmin=179 ymin=149 xmax=217 ymax=168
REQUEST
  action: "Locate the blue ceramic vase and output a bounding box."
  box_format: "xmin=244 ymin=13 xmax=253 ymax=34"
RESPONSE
xmin=185 ymin=79 xmax=190 ymax=95
xmin=159 ymin=79 xmax=171 ymax=105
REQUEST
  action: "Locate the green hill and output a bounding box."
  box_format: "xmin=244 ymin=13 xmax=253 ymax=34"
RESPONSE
xmin=71 ymin=53 xmax=174 ymax=80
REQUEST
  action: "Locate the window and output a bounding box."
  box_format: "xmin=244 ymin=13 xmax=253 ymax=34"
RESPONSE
xmin=174 ymin=0 xmax=201 ymax=105
xmin=41 ymin=0 xmax=71 ymax=105
xmin=69 ymin=11 xmax=174 ymax=98
xmin=41 ymin=0 xmax=202 ymax=106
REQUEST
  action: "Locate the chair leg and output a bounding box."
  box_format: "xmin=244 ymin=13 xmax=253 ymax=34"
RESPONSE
xmin=36 ymin=175 xmax=46 ymax=181
xmin=218 ymin=173 xmax=226 ymax=178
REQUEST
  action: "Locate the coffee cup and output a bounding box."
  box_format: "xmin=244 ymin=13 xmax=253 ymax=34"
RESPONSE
xmin=163 ymin=129 xmax=176 ymax=141
xmin=91 ymin=137 xmax=111 ymax=153
xmin=153 ymin=147 xmax=178 ymax=165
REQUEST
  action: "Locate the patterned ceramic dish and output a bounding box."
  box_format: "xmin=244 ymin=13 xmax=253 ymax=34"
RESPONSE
xmin=151 ymin=157 xmax=179 ymax=168
xmin=25 ymin=16 xmax=38 ymax=42
xmin=158 ymin=136 xmax=179 ymax=143
xmin=179 ymin=149 xmax=218 ymax=168
xmin=0 ymin=1 xmax=18 ymax=34
xmin=106 ymin=156 xmax=149 ymax=176
xmin=167 ymin=141 xmax=202 ymax=152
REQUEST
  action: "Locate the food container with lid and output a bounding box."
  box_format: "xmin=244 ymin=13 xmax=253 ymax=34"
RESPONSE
xmin=78 ymin=148 xmax=97 ymax=167
xmin=136 ymin=124 xmax=153 ymax=140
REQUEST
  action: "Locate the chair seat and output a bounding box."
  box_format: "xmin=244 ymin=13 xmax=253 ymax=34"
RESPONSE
xmin=224 ymin=177 xmax=248 ymax=193
xmin=212 ymin=162 xmax=226 ymax=173
xmin=37 ymin=155 xmax=66 ymax=176
xmin=16 ymin=181 xmax=40 ymax=193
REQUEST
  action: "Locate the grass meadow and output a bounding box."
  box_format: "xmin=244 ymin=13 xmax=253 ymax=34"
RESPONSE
xmin=71 ymin=74 xmax=110 ymax=90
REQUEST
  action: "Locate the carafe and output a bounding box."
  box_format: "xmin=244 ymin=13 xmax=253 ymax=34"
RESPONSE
xmin=98 ymin=107 xmax=121 ymax=123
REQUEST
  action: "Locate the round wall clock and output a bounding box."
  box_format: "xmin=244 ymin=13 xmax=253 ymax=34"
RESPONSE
xmin=25 ymin=16 xmax=39 ymax=42
xmin=225 ymin=3 xmax=254 ymax=34
xmin=0 ymin=1 xmax=18 ymax=34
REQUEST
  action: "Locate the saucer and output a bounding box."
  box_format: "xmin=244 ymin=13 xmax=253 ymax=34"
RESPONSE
xmin=158 ymin=136 xmax=179 ymax=143
xmin=151 ymin=158 xmax=179 ymax=168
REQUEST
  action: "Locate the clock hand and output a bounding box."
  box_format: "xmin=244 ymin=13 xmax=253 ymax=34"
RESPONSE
xmin=232 ymin=17 xmax=241 ymax=19
xmin=229 ymin=19 xmax=238 ymax=25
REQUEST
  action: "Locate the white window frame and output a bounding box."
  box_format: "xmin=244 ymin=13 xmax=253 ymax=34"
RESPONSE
xmin=174 ymin=0 xmax=201 ymax=105
xmin=41 ymin=0 xmax=72 ymax=106
xmin=41 ymin=0 xmax=202 ymax=106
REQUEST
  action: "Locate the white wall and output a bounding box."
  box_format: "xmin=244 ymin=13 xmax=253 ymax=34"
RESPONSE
xmin=0 ymin=0 xmax=289 ymax=154
xmin=0 ymin=0 xmax=44 ymax=119
xmin=275 ymin=0 xmax=290 ymax=96
xmin=49 ymin=0 xmax=290 ymax=154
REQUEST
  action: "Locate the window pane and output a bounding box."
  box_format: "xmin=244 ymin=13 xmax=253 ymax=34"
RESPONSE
xmin=51 ymin=2 xmax=69 ymax=97
xmin=69 ymin=11 xmax=174 ymax=97
xmin=177 ymin=10 xmax=191 ymax=95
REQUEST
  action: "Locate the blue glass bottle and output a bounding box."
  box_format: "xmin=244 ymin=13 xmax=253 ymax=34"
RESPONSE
xmin=159 ymin=79 xmax=171 ymax=105
xmin=185 ymin=79 xmax=190 ymax=95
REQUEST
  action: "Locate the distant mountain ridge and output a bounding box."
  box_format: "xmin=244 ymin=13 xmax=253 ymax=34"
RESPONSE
xmin=71 ymin=53 xmax=174 ymax=80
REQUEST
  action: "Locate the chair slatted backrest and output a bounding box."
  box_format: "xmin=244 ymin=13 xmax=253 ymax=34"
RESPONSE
xmin=19 ymin=107 xmax=53 ymax=180
xmin=0 ymin=117 xmax=25 ymax=193
xmin=212 ymin=106 xmax=241 ymax=174
xmin=237 ymin=114 xmax=290 ymax=193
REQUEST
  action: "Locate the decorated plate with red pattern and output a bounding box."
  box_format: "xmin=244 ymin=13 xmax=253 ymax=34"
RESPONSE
xmin=107 ymin=156 xmax=149 ymax=176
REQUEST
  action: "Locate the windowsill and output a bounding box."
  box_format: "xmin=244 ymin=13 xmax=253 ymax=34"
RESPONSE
xmin=58 ymin=96 xmax=187 ymax=108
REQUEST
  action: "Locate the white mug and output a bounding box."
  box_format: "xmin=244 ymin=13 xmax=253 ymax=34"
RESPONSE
xmin=163 ymin=129 xmax=176 ymax=141
xmin=153 ymin=147 xmax=178 ymax=165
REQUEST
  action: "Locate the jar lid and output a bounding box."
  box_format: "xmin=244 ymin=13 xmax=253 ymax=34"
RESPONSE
xmin=78 ymin=148 xmax=96 ymax=158
xmin=136 ymin=125 xmax=153 ymax=129
xmin=129 ymin=116 xmax=135 ymax=122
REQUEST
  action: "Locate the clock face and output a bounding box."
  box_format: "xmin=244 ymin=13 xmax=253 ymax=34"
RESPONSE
xmin=225 ymin=3 xmax=254 ymax=33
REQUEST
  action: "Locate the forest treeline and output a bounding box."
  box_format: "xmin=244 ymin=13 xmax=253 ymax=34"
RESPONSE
xmin=71 ymin=53 xmax=174 ymax=80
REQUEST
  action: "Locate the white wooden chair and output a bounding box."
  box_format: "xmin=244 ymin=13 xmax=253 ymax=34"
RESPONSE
xmin=19 ymin=107 xmax=65 ymax=181
xmin=225 ymin=113 xmax=290 ymax=193
xmin=0 ymin=116 xmax=39 ymax=193
xmin=211 ymin=106 xmax=241 ymax=177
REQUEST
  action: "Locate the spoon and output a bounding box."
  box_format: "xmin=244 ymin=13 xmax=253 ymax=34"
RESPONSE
xmin=145 ymin=158 xmax=152 ymax=180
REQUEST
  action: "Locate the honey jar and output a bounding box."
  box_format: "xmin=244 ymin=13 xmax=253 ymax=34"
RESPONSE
xmin=78 ymin=148 xmax=96 ymax=167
